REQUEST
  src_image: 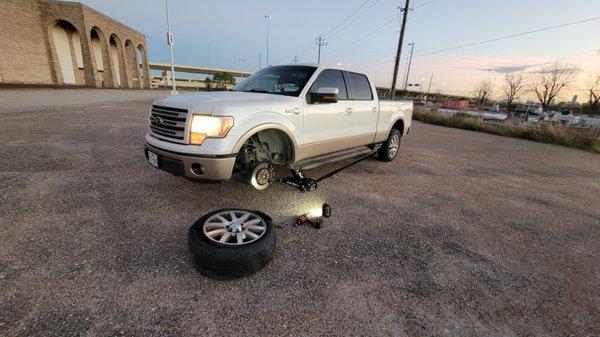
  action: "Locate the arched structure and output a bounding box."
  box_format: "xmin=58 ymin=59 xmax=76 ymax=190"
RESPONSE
xmin=124 ymin=39 xmax=140 ymax=88
xmin=90 ymin=26 xmax=112 ymax=87
xmin=109 ymin=34 xmax=126 ymax=87
xmin=48 ymin=20 xmax=84 ymax=85
xmin=136 ymin=45 xmax=150 ymax=88
xmin=0 ymin=0 xmax=150 ymax=88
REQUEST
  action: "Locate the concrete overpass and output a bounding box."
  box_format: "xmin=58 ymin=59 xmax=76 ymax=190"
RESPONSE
xmin=149 ymin=62 xmax=252 ymax=78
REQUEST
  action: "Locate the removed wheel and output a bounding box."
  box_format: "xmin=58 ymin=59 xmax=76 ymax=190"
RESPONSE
xmin=378 ymin=128 xmax=401 ymax=162
xmin=188 ymin=209 xmax=276 ymax=280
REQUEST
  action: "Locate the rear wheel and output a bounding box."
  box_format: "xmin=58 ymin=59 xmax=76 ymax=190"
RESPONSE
xmin=378 ymin=129 xmax=401 ymax=162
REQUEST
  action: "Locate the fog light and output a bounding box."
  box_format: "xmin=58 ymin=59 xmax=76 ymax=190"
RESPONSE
xmin=191 ymin=163 xmax=205 ymax=175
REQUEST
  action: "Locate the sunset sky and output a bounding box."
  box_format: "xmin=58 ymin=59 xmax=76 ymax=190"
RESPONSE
xmin=80 ymin=0 xmax=600 ymax=99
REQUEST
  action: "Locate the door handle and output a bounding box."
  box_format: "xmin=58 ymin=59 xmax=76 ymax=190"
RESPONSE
xmin=285 ymin=107 xmax=301 ymax=115
xmin=371 ymin=107 xmax=378 ymax=113
xmin=346 ymin=107 xmax=353 ymax=115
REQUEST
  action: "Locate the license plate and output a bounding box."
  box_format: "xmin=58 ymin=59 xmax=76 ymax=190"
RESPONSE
xmin=148 ymin=151 xmax=158 ymax=167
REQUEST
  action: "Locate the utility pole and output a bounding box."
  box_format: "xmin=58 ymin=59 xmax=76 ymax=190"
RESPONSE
xmin=403 ymin=42 xmax=415 ymax=90
xmin=265 ymin=15 xmax=271 ymax=67
xmin=165 ymin=0 xmax=177 ymax=94
xmin=425 ymin=73 xmax=433 ymax=104
xmin=316 ymin=35 xmax=327 ymax=64
xmin=389 ymin=0 xmax=410 ymax=100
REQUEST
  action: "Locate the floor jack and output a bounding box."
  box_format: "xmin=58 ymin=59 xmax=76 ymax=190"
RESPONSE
xmin=281 ymin=148 xmax=379 ymax=192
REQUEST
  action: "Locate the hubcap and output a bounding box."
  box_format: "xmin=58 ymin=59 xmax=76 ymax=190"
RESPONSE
xmin=388 ymin=135 xmax=400 ymax=157
xmin=202 ymin=210 xmax=267 ymax=246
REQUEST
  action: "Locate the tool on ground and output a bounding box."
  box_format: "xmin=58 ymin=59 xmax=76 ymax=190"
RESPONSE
xmin=295 ymin=203 xmax=332 ymax=229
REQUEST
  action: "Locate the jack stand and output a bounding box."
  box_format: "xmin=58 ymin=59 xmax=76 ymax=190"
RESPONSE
xmin=282 ymin=169 xmax=318 ymax=192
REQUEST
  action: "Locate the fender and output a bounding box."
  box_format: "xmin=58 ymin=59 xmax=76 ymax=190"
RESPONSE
xmin=232 ymin=112 xmax=299 ymax=162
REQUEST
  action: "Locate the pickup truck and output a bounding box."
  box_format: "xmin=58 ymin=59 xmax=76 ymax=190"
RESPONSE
xmin=144 ymin=65 xmax=412 ymax=190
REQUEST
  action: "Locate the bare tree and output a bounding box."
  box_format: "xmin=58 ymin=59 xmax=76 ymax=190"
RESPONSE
xmin=503 ymin=73 xmax=525 ymax=109
xmin=587 ymin=72 xmax=600 ymax=113
xmin=530 ymin=63 xmax=580 ymax=110
xmin=474 ymin=78 xmax=494 ymax=108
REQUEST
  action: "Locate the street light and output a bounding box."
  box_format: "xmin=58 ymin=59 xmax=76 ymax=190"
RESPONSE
xmin=265 ymin=15 xmax=271 ymax=67
xmin=165 ymin=0 xmax=177 ymax=95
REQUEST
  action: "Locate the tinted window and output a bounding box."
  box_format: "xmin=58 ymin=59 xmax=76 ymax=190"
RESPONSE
xmin=347 ymin=72 xmax=373 ymax=100
xmin=234 ymin=66 xmax=317 ymax=97
xmin=309 ymin=69 xmax=348 ymax=100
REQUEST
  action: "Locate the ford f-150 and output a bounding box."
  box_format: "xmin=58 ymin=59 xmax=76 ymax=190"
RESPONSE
xmin=144 ymin=64 xmax=413 ymax=190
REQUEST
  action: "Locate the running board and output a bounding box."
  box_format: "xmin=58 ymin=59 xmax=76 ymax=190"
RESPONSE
xmin=291 ymin=145 xmax=380 ymax=170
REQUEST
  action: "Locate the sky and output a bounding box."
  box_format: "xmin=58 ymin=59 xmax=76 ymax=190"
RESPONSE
xmin=79 ymin=0 xmax=600 ymax=98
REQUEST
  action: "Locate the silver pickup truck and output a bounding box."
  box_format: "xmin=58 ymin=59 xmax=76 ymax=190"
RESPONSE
xmin=145 ymin=64 xmax=413 ymax=190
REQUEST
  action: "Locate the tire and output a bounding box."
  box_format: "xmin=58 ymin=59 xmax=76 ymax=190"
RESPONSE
xmin=188 ymin=209 xmax=276 ymax=280
xmin=378 ymin=128 xmax=402 ymax=162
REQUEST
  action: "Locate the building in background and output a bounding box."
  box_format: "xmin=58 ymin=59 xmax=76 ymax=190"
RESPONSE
xmin=0 ymin=0 xmax=150 ymax=88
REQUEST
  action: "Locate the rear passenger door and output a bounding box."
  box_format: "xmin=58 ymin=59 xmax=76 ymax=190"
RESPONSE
xmin=346 ymin=72 xmax=378 ymax=145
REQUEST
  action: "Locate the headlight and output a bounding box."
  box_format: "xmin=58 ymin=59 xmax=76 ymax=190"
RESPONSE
xmin=189 ymin=115 xmax=234 ymax=145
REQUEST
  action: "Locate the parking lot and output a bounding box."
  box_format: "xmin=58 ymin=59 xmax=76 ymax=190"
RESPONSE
xmin=1 ymin=89 xmax=599 ymax=336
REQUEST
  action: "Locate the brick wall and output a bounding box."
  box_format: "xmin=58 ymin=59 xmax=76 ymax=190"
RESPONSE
xmin=0 ymin=0 xmax=54 ymax=84
xmin=0 ymin=0 xmax=150 ymax=88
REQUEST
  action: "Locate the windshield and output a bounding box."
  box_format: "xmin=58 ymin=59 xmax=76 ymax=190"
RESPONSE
xmin=233 ymin=66 xmax=317 ymax=97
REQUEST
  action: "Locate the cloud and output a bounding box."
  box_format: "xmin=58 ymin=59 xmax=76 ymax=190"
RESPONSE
xmin=489 ymin=64 xmax=540 ymax=73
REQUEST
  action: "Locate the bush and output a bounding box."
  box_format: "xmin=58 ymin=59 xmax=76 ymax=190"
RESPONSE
xmin=413 ymin=107 xmax=600 ymax=154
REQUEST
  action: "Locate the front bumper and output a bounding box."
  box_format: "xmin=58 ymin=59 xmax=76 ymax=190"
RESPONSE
xmin=144 ymin=142 xmax=236 ymax=182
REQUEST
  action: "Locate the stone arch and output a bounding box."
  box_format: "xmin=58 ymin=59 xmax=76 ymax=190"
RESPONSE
xmin=89 ymin=26 xmax=112 ymax=87
xmin=48 ymin=20 xmax=85 ymax=85
xmin=124 ymin=39 xmax=140 ymax=88
xmin=136 ymin=44 xmax=150 ymax=88
xmin=108 ymin=34 xmax=126 ymax=87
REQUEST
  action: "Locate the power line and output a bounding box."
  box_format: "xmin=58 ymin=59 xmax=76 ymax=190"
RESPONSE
xmin=413 ymin=0 xmax=439 ymax=10
xmin=417 ymin=16 xmax=600 ymax=58
xmin=326 ymin=0 xmax=382 ymax=39
xmin=322 ymin=0 xmax=371 ymax=37
xmin=293 ymin=0 xmax=370 ymax=61
xmin=327 ymin=0 xmax=440 ymax=57
xmin=328 ymin=17 xmax=398 ymax=54
xmin=359 ymin=15 xmax=600 ymax=69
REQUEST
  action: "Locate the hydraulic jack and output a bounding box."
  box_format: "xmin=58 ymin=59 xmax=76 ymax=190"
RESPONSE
xmin=282 ymin=169 xmax=318 ymax=192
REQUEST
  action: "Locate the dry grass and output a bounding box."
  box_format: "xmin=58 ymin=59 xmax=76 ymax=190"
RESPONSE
xmin=413 ymin=107 xmax=600 ymax=154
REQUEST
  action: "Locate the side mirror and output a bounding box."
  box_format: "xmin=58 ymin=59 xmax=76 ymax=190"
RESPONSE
xmin=309 ymin=87 xmax=339 ymax=104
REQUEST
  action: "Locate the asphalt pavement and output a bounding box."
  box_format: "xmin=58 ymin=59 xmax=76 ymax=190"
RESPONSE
xmin=1 ymin=89 xmax=599 ymax=336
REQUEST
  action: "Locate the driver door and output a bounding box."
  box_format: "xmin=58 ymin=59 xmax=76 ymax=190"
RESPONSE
xmin=301 ymin=69 xmax=353 ymax=159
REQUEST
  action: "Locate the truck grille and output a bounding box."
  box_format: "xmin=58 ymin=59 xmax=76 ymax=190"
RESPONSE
xmin=149 ymin=105 xmax=188 ymax=143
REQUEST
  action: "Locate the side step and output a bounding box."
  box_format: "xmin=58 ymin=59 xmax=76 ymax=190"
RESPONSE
xmin=290 ymin=145 xmax=381 ymax=170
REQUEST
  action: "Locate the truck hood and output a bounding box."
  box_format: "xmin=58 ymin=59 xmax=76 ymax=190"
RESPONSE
xmin=152 ymin=91 xmax=300 ymax=115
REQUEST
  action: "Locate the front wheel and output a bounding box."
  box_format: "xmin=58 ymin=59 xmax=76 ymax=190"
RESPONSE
xmin=378 ymin=129 xmax=401 ymax=162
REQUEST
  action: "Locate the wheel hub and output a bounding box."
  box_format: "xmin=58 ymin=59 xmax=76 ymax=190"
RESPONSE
xmin=389 ymin=135 xmax=400 ymax=157
xmin=227 ymin=220 xmax=244 ymax=233
xmin=256 ymin=168 xmax=270 ymax=185
xmin=202 ymin=210 xmax=267 ymax=246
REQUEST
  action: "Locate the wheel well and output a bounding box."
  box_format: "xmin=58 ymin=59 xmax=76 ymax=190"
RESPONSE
xmin=240 ymin=129 xmax=294 ymax=165
xmin=257 ymin=129 xmax=294 ymax=164
xmin=392 ymin=119 xmax=405 ymax=135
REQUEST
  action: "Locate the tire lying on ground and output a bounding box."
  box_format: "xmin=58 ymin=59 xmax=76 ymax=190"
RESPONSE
xmin=188 ymin=209 xmax=276 ymax=280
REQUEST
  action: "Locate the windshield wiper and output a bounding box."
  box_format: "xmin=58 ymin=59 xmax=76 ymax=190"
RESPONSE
xmin=245 ymin=88 xmax=271 ymax=93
